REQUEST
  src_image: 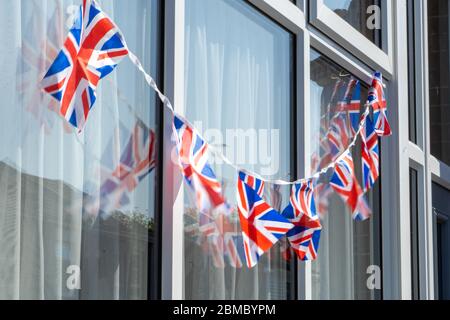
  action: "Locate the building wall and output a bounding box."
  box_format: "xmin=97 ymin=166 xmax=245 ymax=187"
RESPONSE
xmin=0 ymin=0 xmax=449 ymax=300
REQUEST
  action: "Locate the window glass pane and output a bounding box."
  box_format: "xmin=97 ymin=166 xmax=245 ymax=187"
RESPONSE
xmin=407 ymin=0 xmax=417 ymax=143
xmin=432 ymin=182 xmax=450 ymax=299
xmin=184 ymin=0 xmax=294 ymax=299
xmin=310 ymin=49 xmax=382 ymax=299
xmin=323 ymin=0 xmax=382 ymax=46
xmin=0 ymin=0 xmax=161 ymax=299
xmin=428 ymin=0 xmax=450 ymax=166
xmin=409 ymin=168 xmax=419 ymax=299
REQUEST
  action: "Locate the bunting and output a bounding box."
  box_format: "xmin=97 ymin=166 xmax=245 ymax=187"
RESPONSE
xmin=361 ymin=113 xmax=380 ymax=191
xmin=237 ymin=172 xmax=293 ymax=268
xmin=41 ymin=1 xmax=393 ymax=268
xmin=368 ymin=71 xmax=392 ymax=136
xmin=281 ymin=181 xmax=322 ymax=260
xmin=41 ymin=0 xmax=129 ymax=130
xmin=173 ymin=115 xmax=225 ymax=213
xmin=330 ymin=150 xmax=371 ymax=221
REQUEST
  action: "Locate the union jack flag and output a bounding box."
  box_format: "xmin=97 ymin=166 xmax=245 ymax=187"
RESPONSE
xmin=325 ymin=78 xmax=361 ymax=161
xmin=173 ymin=115 xmax=225 ymax=213
xmin=279 ymin=237 xmax=292 ymax=262
xmin=281 ymin=181 xmax=322 ymax=260
xmin=193 ymin=212 xmax=225 ymax=268
xmin=330 ymin=150 xmax=372 ymax=221
xmin=367 ymin=71 xmax=392 ymax=136
xmin=327 ymin=113 xmax=351 ymax=158
xmin=316 ymin=119 xmax=333 ymax=170
xmin=337 ymin=78 xmax=361 ymax=137
xmin=194 ymin=205 xmax=245 ymax=269
xmin=184 ymin=207 xmax=200 ymax=238
xmin=207 ymin=234 xmax=225 ymax=268
xmin=86 ymin=120 xmax=156 ymax=216
xmin=42 ymin=0 xmax=129 ymax=130
xmin=18 ymin=1 xmax=74 ymax=135
xmin=221 ymin=216 xmax=246 ymax=268
xmin=312 ymin=79 xmax=346 ymax=171
xmin=237 ymin=172 xmax=294 ymax=268
xmin=239 ymin=171 xmax=265 ymax=197
xmin=361 ymin=114 xmax=380 ymax=191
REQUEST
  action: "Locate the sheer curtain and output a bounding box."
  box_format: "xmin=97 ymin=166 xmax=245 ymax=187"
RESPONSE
xmin=0 ymin=0 xmax=160 ymax=299
xmin=309 ymin=49 xmax=381 ymax=300
xmin=183 ymin=0 xmax=294 ymax=300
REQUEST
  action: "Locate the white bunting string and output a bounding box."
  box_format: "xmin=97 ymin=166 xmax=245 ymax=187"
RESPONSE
xmin=128 ymin=50 xmax=370 ymax=186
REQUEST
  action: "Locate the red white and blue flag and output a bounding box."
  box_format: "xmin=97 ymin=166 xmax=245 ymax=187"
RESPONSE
xmin=327 ymin=78 xmax=360 ymax=159
xmin=221 ymin=216 xmax=246 ymax=268
xmin=330 ymin=150 xmax=372 ymax=221
xmin=239 ymin=171 xmax=265 ymax=197
xmin=367 ymin=71 xmax=392 ymax=136
xmin=361 ymin=113 xmax=380 ymax=191
xmin=327 ymin=113 xmax=351 ymax=158
xmin=281 ymin=181 xmax=322 ymax=260
xmin=86 ymin=120 xmax=156 ymax=216
xmin=173 ymin=115 xmax=225 ymax=213
xmin=237 ymin=172 xmax=294 ymax=268
xmin=337 ymin=78 xmax=361 ymax=137
xmin=42 ymin=0 xmax=129 ymax=130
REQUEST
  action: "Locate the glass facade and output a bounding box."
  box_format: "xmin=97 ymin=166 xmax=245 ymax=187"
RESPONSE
xmin=309 ymin=49 xmax=381 ymax=299
xmin=409 ymin=168 xmax=419 ymax=299
xmin=0 ymin=0 xmax=161 ymax=299
xmin=432 ymin=182 xmax=450 ymax=300
xmin=428 ymin=0 xmax=450 ymax=166
xmin=0 ymin=0 xmax=447 ymax=301
xmin=183 ymin=0 xmax=294 ymax=300
xmin=323 ymin=0 xmax=382 ymax=46
xmin=407 ymin=0 xmax=417 ymax=144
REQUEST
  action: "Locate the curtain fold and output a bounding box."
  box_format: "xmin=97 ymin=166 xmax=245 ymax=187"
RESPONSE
xmin=183 ymin=0 xmax=293 ymax=300
xmin=0 ymin=0 xmax=160 ymax=299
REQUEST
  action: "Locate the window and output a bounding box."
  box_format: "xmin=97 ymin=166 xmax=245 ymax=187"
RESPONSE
xmin=428 ymin=0 xmax=450 ymax=166
xmin=0 ymin=0 xmax=162 ymax=299
xmin=309 ymin=0 xmax=391 ymax=76
xmin=409 ymin=168 xmax=419 ymax=299
xmin=432 ymin=183 xmax=450 ymax=300
xmin=407 ymin=0 xmax=417 ymax=144
xmin=183 ymin=0 xmax=295 ymax=299
xmin=323 ymin=0 xmax=381 ymax=46
xmin=309 ymin=49 xmax=382 ymax=299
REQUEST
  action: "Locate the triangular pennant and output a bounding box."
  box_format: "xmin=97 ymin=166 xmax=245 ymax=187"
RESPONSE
xmin=330 ymin=150 xmax=372 ymax=221
xmin=236 ymin=172 xmax=293 ymax=268
xmin=173 ymin=115 xmax=225 ymax=213
xmin=367 ymin=71 xmax=392 ymax=136
xmin=42 ymin=0 xmax=128 ymax=130
xmin=361 ymin=114 xmax=380 ymax=191
xmin=281 ymin=181 xmax=322 ymax=261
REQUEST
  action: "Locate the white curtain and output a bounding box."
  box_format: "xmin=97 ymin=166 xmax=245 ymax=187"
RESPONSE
xmin=0 ymin=0 xmax=160 ymax=299
xmin=183 ymin=0 xmax=293 ymax=300
xmin=309 ymin=50 xmax=379 ymax=300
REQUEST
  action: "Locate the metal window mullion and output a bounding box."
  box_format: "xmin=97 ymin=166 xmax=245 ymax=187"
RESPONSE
xmin=421 ymin=0 xmax=436 ymax=300
xmin=161 ymin=0 xmax=185 ymax=300
xmin=309 ymin=0 xmax=393 ymax=78
xmin=380 ymin=0 xmax=412 ymax=299
xmin=297 ymin=29 xmax=312 ymax=300
xmin=248 ymin=0 xmax=306 ymax=33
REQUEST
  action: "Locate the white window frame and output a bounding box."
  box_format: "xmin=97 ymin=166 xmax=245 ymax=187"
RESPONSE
xmin=309 ymin=0 xmax=393 ymax=78
xmin=161 ymin=0 xmax=411 ymax=300
xmin=161 ymin=0 xmax=307 ymax=300
xmin=407 ymin=0 xmax=440 ymax=300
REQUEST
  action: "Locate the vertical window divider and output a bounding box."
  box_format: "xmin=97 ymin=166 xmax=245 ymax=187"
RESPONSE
xmin=297 ymin=27 xmax=312 ymax=300
xmin=161 ymin=0 xmax=185 ymax=300
xmin=380 ymin=0 xmax=411 ymax=299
